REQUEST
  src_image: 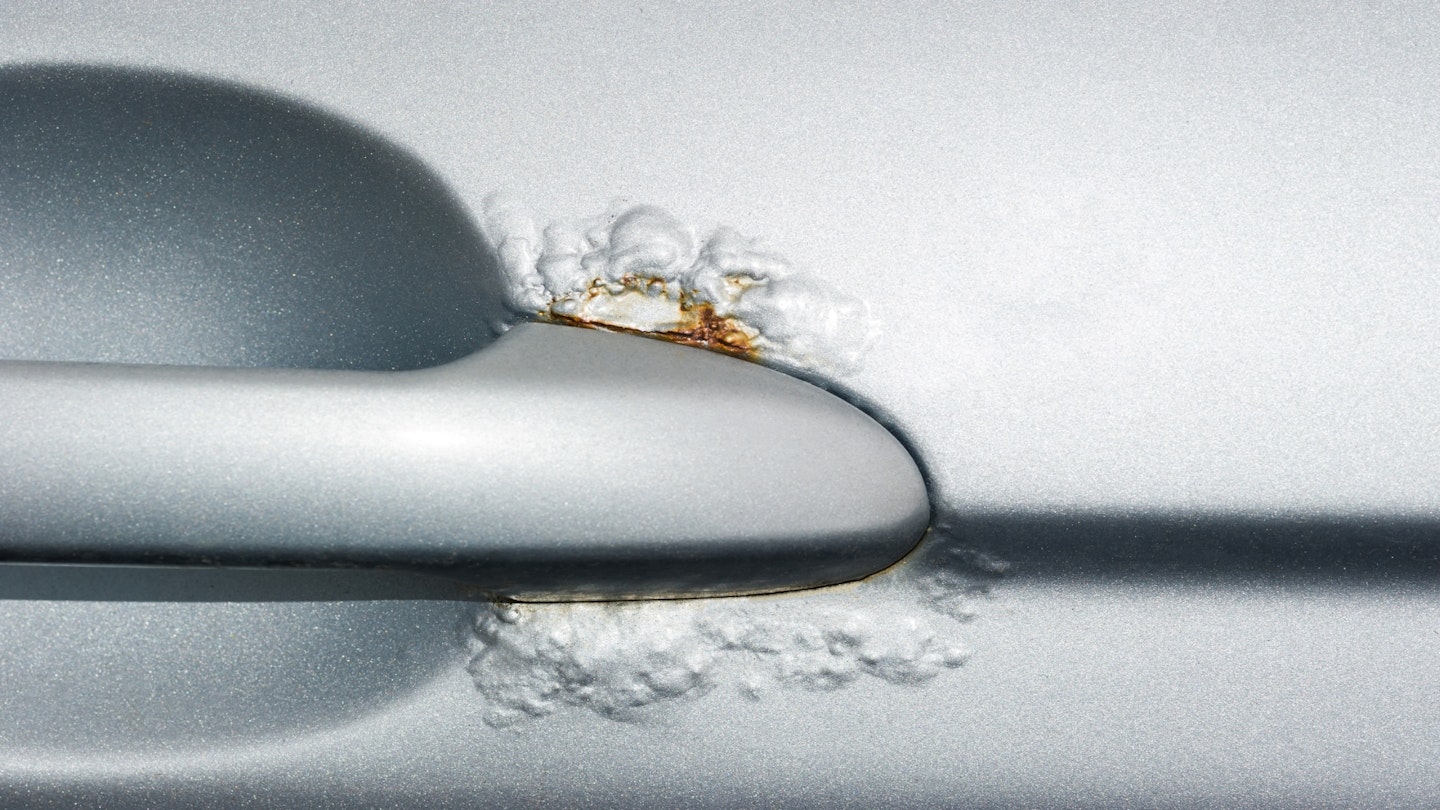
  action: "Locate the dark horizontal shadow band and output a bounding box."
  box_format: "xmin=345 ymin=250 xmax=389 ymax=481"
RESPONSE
xmin=4 ymin=514 xmax=1437 ymax=603
xmin=0 ymin=541 xmax=914 ymax=603
xmin=0 ymin=564 xmax=489 ymax=603
xmin=948 ymin=513 xmax=1440 ymax=582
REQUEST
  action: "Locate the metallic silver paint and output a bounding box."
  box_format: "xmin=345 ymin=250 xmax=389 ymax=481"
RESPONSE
xmin=0 ymin=65 xmax=508 ymax=371
xmin=1 ymin=2 xmax=1439 ymax=807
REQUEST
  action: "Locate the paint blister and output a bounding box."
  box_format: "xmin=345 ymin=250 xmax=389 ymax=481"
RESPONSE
xmin=469 ymin=194 xmax=952 ymax=726
xmin=466 ymin=517 xmax=1006 ymax=727
xmin=481 ymin=194 xmax=879 ymax=377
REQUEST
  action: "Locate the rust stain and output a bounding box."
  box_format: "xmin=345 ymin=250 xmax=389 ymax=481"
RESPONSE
xmin=540 ymin=280 xmax=759 ymax=360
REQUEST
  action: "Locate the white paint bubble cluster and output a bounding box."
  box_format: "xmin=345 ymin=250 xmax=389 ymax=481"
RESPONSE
xmin=480 ymin=193 xmax=879 ymax=376
xmin=466 ymin=194 xmax=962 ymax=727
xmin=466 ymin=522 xmax=1005 ymax=727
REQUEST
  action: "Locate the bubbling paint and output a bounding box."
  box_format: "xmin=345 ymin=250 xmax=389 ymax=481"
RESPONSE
xmin=468 ymin=195 xmax=946 ymax=726
xmin=481 ymin=194 xmax=879 ymax=377
xmin=466 ymin=517 xmax=1005 ymax=727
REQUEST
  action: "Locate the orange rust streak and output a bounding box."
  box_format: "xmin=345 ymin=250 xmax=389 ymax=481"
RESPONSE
xmin=542 ymin=301 xmax=756 ymax=360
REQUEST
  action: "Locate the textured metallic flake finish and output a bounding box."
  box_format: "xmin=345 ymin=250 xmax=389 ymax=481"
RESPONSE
xmin=2 ymin=3 xmax=1440 ymax=807
xmin=0 ymin=65 xmax=507 ymax=370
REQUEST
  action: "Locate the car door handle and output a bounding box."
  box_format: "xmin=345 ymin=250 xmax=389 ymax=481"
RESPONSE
xmin=0 ymin=321 xmax=928 ymax=598
xmin=0 ymin=64 xmax=929 ymax=599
